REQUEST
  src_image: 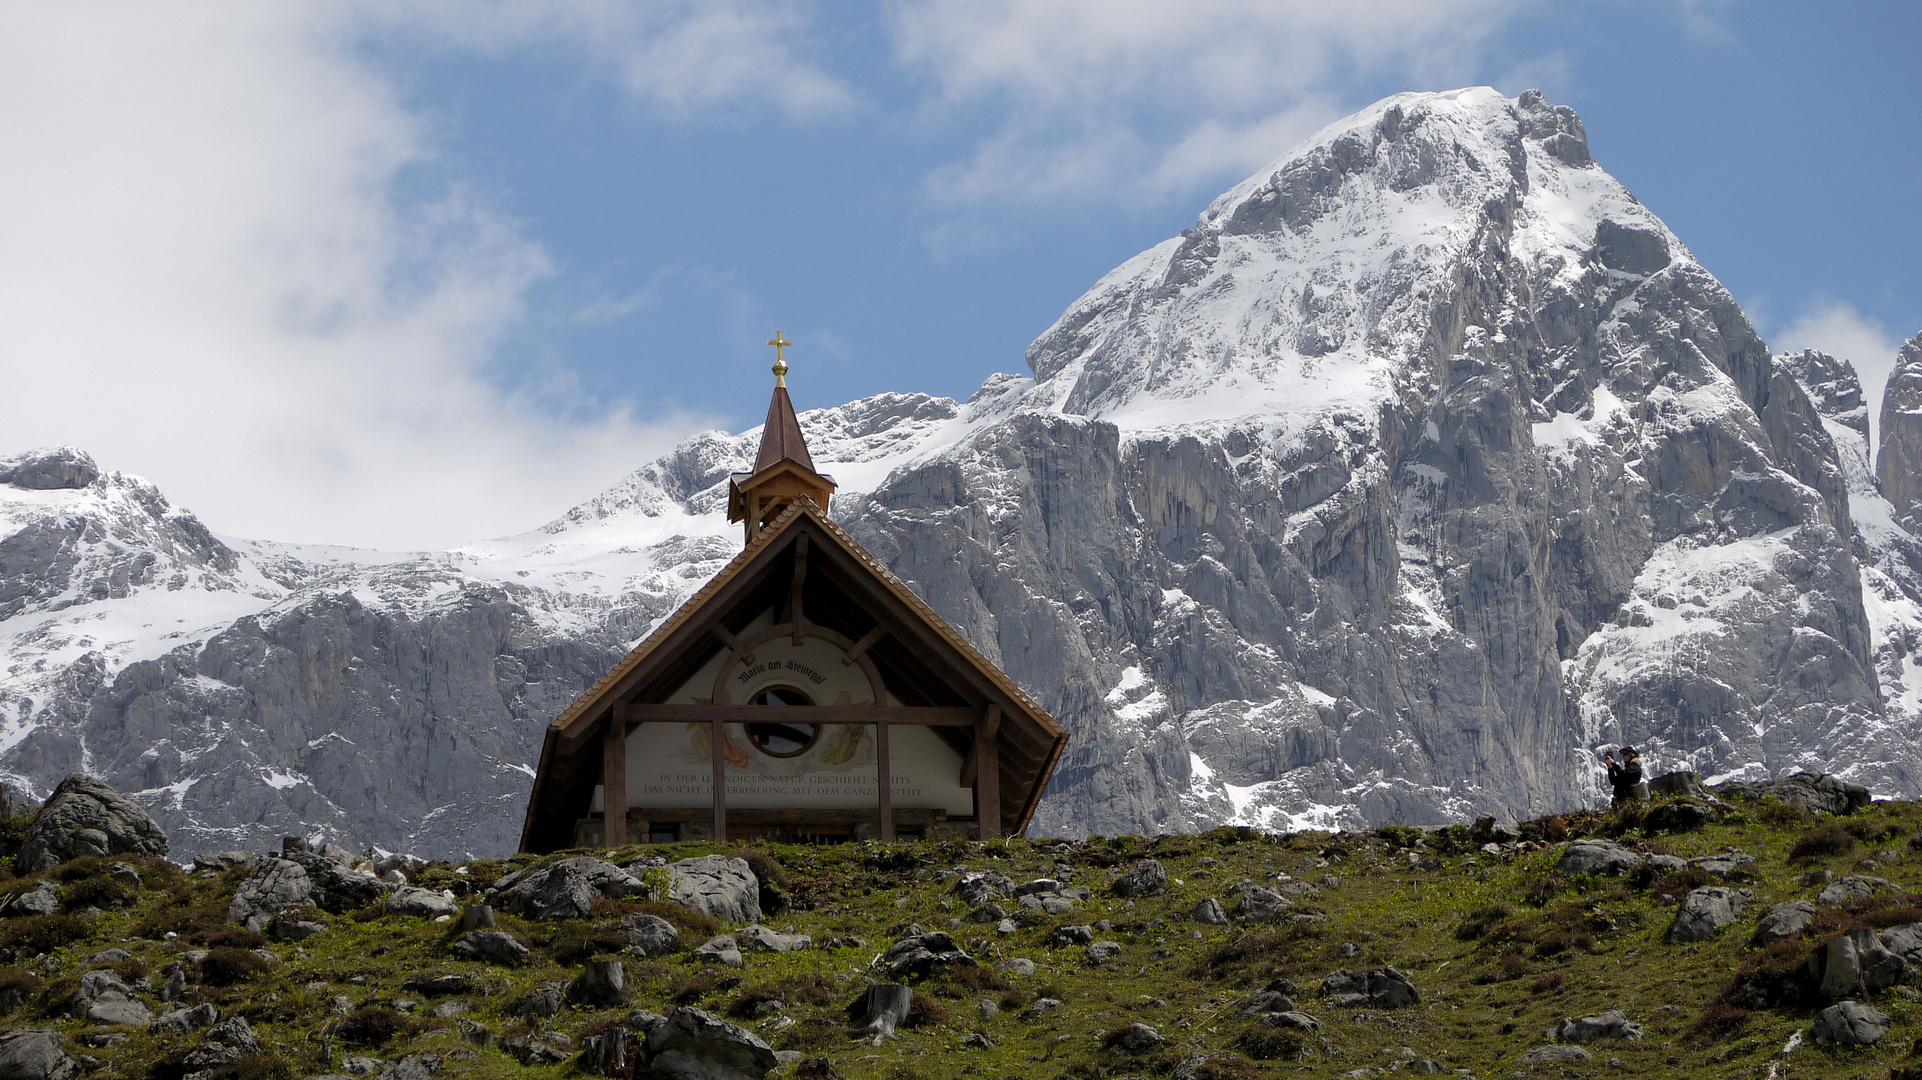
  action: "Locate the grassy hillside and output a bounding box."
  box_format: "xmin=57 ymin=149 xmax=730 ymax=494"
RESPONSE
xmin=4 ymin=792 xmax=1922 ymax=1079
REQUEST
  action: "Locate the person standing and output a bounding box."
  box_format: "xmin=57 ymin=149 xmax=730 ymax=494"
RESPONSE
xmin=1603 ymin=746 xmax=1644 ymax=808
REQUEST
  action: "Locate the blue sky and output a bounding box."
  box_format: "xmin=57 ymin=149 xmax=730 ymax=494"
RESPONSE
xmin=1 ymin=2 xmax=1915 ymax=547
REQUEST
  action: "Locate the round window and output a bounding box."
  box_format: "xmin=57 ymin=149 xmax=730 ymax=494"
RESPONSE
xmin=746 ymin=686 xmax=819 ymax=757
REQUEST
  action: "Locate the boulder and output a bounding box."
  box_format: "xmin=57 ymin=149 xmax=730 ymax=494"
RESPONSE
xmin=1557 ymin=839 xmax=1645 ymax=876
xmin=3 ymin=882 xmax=58 ymax=918
xmin=151 ymin=1004 xmax=220 ymax=1035
xmin=566 ymin=958 xmax=626 ymax=1007
xmin=1711 ymin=772 xmax=1871 ymax=816
xmin=1808 ymin=928 xmax=1906 ymax=999
xmin=1548 ymin=1011 xmax=1644 ymax=1042
xmin=998 ymin=958 xmax=1036 ymax=977
xmin=456 ymin=904 xmax=495 ymax=932
xmin=734 ymin=926 xmax=810 ymax=953
xmin=1687 ymin=850 xmax=1756 ymax=876
xmin=644 ymin=1006 xmax=778 ymax=1080
xmin=954 ymin=872 xmax=1014 ymax=907
xmin=182 ymin=1016 xmax=260 ymax=1070
xmin=1813 ymin=1001 xmax=1891 ymax=1046
xmin=70 ymin=970 xmax=152 ymax=1026
xmin=1880 ymin=921 xmax=1922 ymax=964
xmin=448 ymin=930 xmax=530 ymax=966
xmin=1818 ymin=876 xmax=1893 ymax=906
xmin=1108 ymin=1023 xmax=1163 ymax=1053
xmin=693 ymin=935 xmax=744 ymax=969
xmin=1648 ymin=771 xmax=1709 ymax=799
xmin=1318 ymin=968 xmax=1419 ymax=1008
xmin=1264 ymin=1012 xmax=1322 ymax=1033
xmin=489 ymin=857 xmax=642 ymax=921
xmin=1235 ymin=887 xmax=1290 ymax=922
xmin=385 ymin=887 xmax=460 ymax=919
xmin=621 ymin=913 xmax=682 ymax=956
xmin=1667 ymin=887 xmax=1752 ymax=943
xmin=0 ymin=1029 xmax=76 ymax=1080
xmin=1048 ymin=925 xmax=1095 ymax=947
xmin=0 ymin=448 xmax=98 ymax=490
xmin=880 ymin=928 xmax=974 ymax=979
xmin=1085 ymin=941 xmax=1122 ymax=964
xmin=847 ymin=984 xmax=913 ymax=1039
xmin=1113 ymin=859 xmax=1168 ymax=898
xmin=227 ymin=851 xmax=391 ymax=929
xmin=16 ymin=775 xmax=168 ymax=873
xmin=1191 ymin=897 xmax=1229 ymax=925
xmin=1752 ymin=901 xmax=1819 ymax=946
xmin=1469 ymin=813 xmax=1520 ymax=844
xmin=1520 ymin=1045 xmax=1591 ymax=1063
xmin=1642 ymin=800 xmax=1716 ymax=833
xmin=668 ymin=856 xmax=761 ymax=924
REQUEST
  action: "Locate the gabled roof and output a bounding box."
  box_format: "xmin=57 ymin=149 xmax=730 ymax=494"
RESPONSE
xmin=520 ymin=498 xmax=1068 ymax=850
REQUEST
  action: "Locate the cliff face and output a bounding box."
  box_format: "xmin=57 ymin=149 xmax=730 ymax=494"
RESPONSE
xmin=0 ymin=89 xmax=1913 ymax=856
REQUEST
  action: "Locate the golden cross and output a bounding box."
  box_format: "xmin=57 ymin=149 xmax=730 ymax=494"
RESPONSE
xmin=767 ymin=331 xmax=791 ymax=387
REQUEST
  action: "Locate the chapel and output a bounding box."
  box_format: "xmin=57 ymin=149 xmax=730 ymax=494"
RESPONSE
xmin=517 ymin=335 xmax=1067 ymax=852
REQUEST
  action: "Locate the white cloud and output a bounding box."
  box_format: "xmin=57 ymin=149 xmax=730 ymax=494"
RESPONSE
xmin=890 ymin=0 xmax=1530 ymax=208
xmin=1774 ymin=300 xmax=1901 ymax=438
xmin=0 ymin=4 xmax=747 ymax=551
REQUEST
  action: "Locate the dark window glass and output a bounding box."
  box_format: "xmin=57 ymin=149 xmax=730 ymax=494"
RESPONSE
xmin=747 ymin=685 xmax=818 ymax=757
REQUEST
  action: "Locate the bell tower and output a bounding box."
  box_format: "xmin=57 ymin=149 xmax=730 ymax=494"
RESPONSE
xmin=727 ymin=332 xmax=837 ymax=543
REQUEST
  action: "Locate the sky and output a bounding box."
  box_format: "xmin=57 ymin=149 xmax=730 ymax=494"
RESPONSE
xmin=0 ymin=1 xmax=1915 ymax=549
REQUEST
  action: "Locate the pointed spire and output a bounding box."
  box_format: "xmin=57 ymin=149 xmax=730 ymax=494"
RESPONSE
xmin=754 ymin=331 xmax=814 ymax=471
xmin=728 ymin=333 xmax=835 ymax=542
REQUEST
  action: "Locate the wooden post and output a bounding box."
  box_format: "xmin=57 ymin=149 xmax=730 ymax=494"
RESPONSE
xmin=712 ymin=716 xmax=727 ymax=842
xmin=875 ymin=716 xmax=894 ymax=842
xmin=976 ymin=705 xmax=1001 ymax=840
xmin=602 ymin=715 xmax=627 ymax=848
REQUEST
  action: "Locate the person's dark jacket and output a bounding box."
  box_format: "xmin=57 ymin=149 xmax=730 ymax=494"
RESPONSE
xmin=1606 ymin=756 xmax=1643 ymax=802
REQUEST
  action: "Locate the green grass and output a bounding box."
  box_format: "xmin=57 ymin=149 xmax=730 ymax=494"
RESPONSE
xmin=1 ymin=803 xmax=1921 ymax=1077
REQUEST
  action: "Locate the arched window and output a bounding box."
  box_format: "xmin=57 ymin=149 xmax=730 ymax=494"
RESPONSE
xmin=746 ymin=685 xmax=820 ymax=757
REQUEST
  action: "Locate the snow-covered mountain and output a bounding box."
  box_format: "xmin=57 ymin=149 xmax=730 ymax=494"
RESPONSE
xmin=5 ymin=87 xmax=1920 ymax=857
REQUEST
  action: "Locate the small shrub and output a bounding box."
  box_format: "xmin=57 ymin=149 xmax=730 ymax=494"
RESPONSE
xmin=200 ymin=947 xmax=271 ymax=986
xmin=1230 ymin=1023 xmax=1306 ymax=1060
xmin=537 ymin=922 xmax=629 ymax=965
xmin=1175 ymin=1053 xmax=1259 ymax=1080
xmin=1532 ymin=972 xmax=1565 ymax=994
xmin=904 ymin=991 xmax=950 ymax=1029
xmin=1749 ymin=798 xmax=1813 ymax=827
xmin=1790 ymin=825 xmax=1856 ymax=863
xmin=1454 ymin=904 xmax=1513 ymax=941
xmin=1844 ymin=817 xmax=1900 ymax=844
xmin=132 ymin=897 xmax=227 ymax=943
xmin=794 ymin=1059 xmax=843 ymax=1080
xmin=1375 ymin=825 xmax=1422 ymax=849
xmin=0 ymin=970 xmax=43 ymax=1013
xmin=628 ymin=901 xmax=722 ymax=938
xmin=0 ymin=913 xmax=92 ymax=954
xmin=670 ymin=973 xmax=740 ymax=1004
xmin=335 ymin=1006 xmax=412 ymax=1048
xmin=1650 ymin=868 xmax=1717 ymax=896
xmin=205 ymin=928 xmax=269 ymax=950
xmin=1691 ymin=999 xmax=1751 ymax=1040
xmin=1522 ymin=874 xmax=1566 ymax=907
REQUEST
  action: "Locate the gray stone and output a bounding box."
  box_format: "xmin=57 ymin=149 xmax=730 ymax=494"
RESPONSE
xmin=448 ymin=930 xmax=529 ymax=966
xmin=71 ymin=970 xmax=152 ymax=1026
xmin=518 ymin=985 xmax=565 ymax=1018
xmin=644 ymin=1006 xmax=777 ymax=1080
xmin=1265 ymin=1011 xmax=1322 ymax=1033
xmin=151 ymin=1004 xmax=220 ymax=1034
xmin=4 ymin=882 xmax=57 ymax=918
xmin=228 ymin=851 xmax=391 ymax=929
xmin=0 ymin=447 xmax=98 ymax=491
xmin=384 ymin=887 xmax=458 ymax=919
xmin=1557 ymin=840 xmax=1645 ymax=877
xmin=668 ymin=856 xmax=761 ymax=924
xmin=1113 ymin=859 xmax=1168 ymax=898
xmin=734 ymin=925 xmax=809 ymax=953
xmin=954 ymin=872 xmax=1014 ymax=907
xmin=1520 ymin=1045 xmax=1591 ymax=1063
xmin=693 ymin=935 xmax=744 ymax=969
xmin=0 ymin=1029 xmax=77 ymax=1080
xmin=1753 ymin=901 xmax=1818 ymax=946
xmin=1108 ymin=1023 xmax=1163 ymax=1053
xmin=1319 ymin=968 xmax=1419 ymax=1008
xmin=455 ymin=905 xmax=493 ymax=932
xmin=1813 ymin=1000 xmax=1892 ymax=1046
xmin=1235 ymin=887 xmax=1290 ymax=922
xmin=1880 ymin=921 xmax=1922 ymax=963
xmin=621 ymin=912 xmax=682 ymax=956
xmin=1667 ymin=887 xmax=1751 ymax=943
xmin=1548 ymin=1011 xmax=1643 ymax=1042
xmin=1713 ymin=773 xmax=1873 ymax=817
xmin=880 ymin=928 xmax=974 ymax=979
xmin=1085 ymin=941 xmax=1122 ymax=964
xmin=1818 ymin=875 xmax=1892 ymax=905
xmin=488 ymin=856 xmax=641 ymax=921
xmin=15 ymin=775 xmax=167 ymax=873
xmin=1808 ymin=928 xmax=1906 ymax=999
xmin=1048 ymin=924 xmax=1095 ymax=947
xmin=1022 ymin=998 xmax=1063 ymax=1019
xmin=998 ymin=958 xmax=1036 ymax=977
xmin=1191 ymin=897 xmax=1228 ymax=925
xmin=270 ymin=918 xmax=327 ymax=942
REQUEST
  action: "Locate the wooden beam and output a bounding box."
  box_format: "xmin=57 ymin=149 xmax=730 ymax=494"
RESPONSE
xmin=613 ymin=703 xmax=976 ymax=727
xmin=711 ymin=714 xmax=727 ymax=843
xmin=711 ymin=625 xmax=755 ymax=665
xmin=633 ymin=807 xmax=948 ymax=825
xmin=977 ymin=704 xmax=1002 ymax=840
xmin=958 ymin=741 xmax=978 ymax=788
xmin=787 ymin=534 xmax=809 ymax=644
xmin=602 ymin=716 xmax=627 ymax=848
xmin=842 ymin=624 xmax=886 ymax=667
xmin=876 ymin=716 xmax=893 ymax=842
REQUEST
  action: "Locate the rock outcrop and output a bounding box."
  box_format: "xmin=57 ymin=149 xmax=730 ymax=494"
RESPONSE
xmin=15 ymin=775 xmax=167 ymax=872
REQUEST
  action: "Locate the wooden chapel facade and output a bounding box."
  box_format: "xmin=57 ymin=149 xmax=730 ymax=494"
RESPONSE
xmin=517 ymin=340 xmax=1067 ymax=852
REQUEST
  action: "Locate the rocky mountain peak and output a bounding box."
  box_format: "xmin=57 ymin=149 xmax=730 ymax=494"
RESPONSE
xmin=1778 ymin=349 xmax=1869 ymax=437
xmin=0 ymin=446 xmax=100 ymax=490
xmin=1878 ymin=332 xmax=1922 ymax=530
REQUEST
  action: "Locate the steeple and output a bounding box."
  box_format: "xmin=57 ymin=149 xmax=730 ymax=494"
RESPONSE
xmin=727 ymin=332 xmax=837 ymax=543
